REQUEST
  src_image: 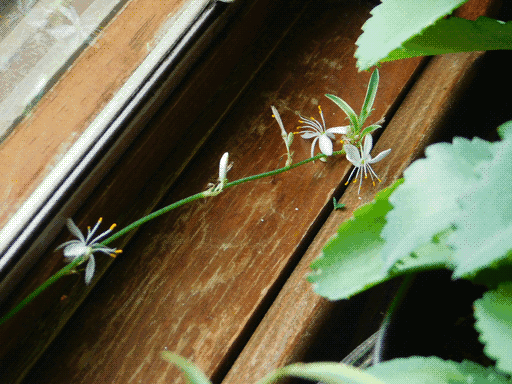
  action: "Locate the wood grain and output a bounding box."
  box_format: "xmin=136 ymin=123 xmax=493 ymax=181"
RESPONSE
xmin=221 ymin=1 xmax=500 ymax=382
xmin=17 ymin=1 xmax=422 ymax=383
xmin=0 ymin=0 xmax=313 ymax=381
xmin=221 ymin=51 xmax=487 ymax=384
xmin=2 ymin=0 xmax=498 ymax=382
xmin=0 ymin=0 xmax=329 ymax=382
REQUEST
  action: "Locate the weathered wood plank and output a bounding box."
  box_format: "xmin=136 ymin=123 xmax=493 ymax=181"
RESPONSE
xmin=221 ymin=52 xmax=486 ymax=384
xmin=0 ymin=0 xmax=312 ymax=381
xmin=17 ymin=1 xmax=423 ymax=383
xmin=221 ymin=0 xmax=499 ymax=381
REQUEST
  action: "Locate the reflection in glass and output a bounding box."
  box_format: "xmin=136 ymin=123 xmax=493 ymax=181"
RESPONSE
xmin=0 ymin=0 xmax=124 ymax=140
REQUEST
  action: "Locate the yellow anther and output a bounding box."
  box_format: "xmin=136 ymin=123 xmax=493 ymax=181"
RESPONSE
xmin=110 ymin=249 xmax=123 ymax=258
xmin=272 ymin=114 xmax=275 ymax=118
xmin=372 ymin=181 xmax=376 ymax=186
xmin=318 ymin=105 xmax=322 ymax=112
xmin=98 ymin=217 xmax=103 ymax=223
xmin=345 ymin=181 xmax=349 ymax=186
xmin=310 ymin=117 xmax=315 ymax=120
xmin=353 ymin=179 xmax=357 ymax=183
xmin=109 ymin=223 xmax=117 ymax=230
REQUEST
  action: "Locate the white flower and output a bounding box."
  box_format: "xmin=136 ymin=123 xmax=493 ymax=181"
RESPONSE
xmin=343 ymin=134 xmax=391 ymax=194
xmin=297 ymin=106 xmax=349 ymax=158
xmin=271 ymin=106 xmax=287 ymax=139
xmin=56 ymin=218 xmax=121 ymax=284
xmin=204 ymin=152 xmax=232 ymax=196
xmin=218 ymin=152 xmax=230 ymax=182
xmin=271 ymin=106 xmax=294 ymax=166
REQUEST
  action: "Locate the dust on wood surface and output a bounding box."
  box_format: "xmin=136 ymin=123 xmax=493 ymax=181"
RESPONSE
xmin=17 ymin=1 xmax=421 ymax=382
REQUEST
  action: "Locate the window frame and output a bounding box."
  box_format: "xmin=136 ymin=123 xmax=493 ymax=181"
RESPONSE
xmin=0 ymin=0 xmax=233 ymax=301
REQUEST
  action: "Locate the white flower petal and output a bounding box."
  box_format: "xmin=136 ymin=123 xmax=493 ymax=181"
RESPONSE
xmin=218 ymin=152 xmax=229 ymax=180
xmin=362 ymin=134 xmax=373 ymax=156
xmin=271 ymin=106 xmax=287 ymax=137
xmin=55 ymin=239 xmax=81 ymax=250
xmin=310 ymin=137 xmax=319 ymax=158
xmin=369 ymin=148 xmax=391 ymax=163
xmin=66 ymin=218 xmax=85 ymax=242
xmin=85 ymin=255 xmax=95 ymax=285
xmin=300 ymin=132 xmax=319 ymax=139
xmin=326 ymin=126 xmax=349 ymax=135
xmin=318 ymin=135 xmax=333 ymax=156
xmin=92 ymin=245 xmax=117 ymax=255
xmin=63 ymin=243 xmax=88 ymax=258
xmin=343 ymin=144 xmax=361 ymax=165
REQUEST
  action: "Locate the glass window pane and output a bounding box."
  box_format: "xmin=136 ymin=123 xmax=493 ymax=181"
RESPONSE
xmin=0 ymin=0 xmax=128 ymax=140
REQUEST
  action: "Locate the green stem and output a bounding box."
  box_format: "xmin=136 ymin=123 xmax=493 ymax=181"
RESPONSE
xmin=372 ymin=273 xmax=416 ymax=364
xmin=0 ymin=257 xmax=83 ymax=325
xmin=0 ymin=150 xmax=344 ymax=326
xmin=101 ymin=191 xmax=208 ymax=245
xmin=223 ymin=151 xmax=340 ymax=189
xmin=101 ymin=150 xmax=345 ymax=246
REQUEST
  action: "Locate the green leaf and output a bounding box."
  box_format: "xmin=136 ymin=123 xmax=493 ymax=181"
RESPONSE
xmin=257 ymin=362 xmax=385 ymax=384
xmin=380 ymin=136 xmax=493 ymax=273
xmin=310 ymin=211 xmax=453 ymax=300
xmin=309 ymin=180 xmax=402 ymax=300
xmin=367 ymin=357 xmax=510 ymax=384
xmin=497 ymin=120 xmax=512 ymax=140
xmin=391 ymin=227 xmax=455 ymax=274
xmin=359 ymin=124 xmax=383 ymax=140
xmin=355 ymin=0 xmax=469 ymax=71
xmin=382 ymin=17 xmax=512 ymax=63
xmin=359 ymin=69 xmax=379 ymax=127
xmin=161 ymin=352 xmax=212 ymax=384
xmin=325 ymin=94 xmax=360 ymax=133
xmin=333 ymin=197 xmax=345 ymax=210
xmin=474 ymin=282 xmax=512 ymax=375
xmin=448 ymin=130 xmax=512 ymax=278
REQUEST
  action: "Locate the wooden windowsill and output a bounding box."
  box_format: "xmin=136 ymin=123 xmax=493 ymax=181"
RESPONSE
xmin=0 ymin=0 xmax=502 ymax=382
xmin=0 ymin=0 xmax=234 ymax=305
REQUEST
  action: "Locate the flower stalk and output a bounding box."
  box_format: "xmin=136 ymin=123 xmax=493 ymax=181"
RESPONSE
xmin=0 ymin=149 xmax=345 ymax=326
xmin=0 ymin=69 xmax=390 ymax=327
xmin=271 ymin=106 xmax=294 ymax=166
